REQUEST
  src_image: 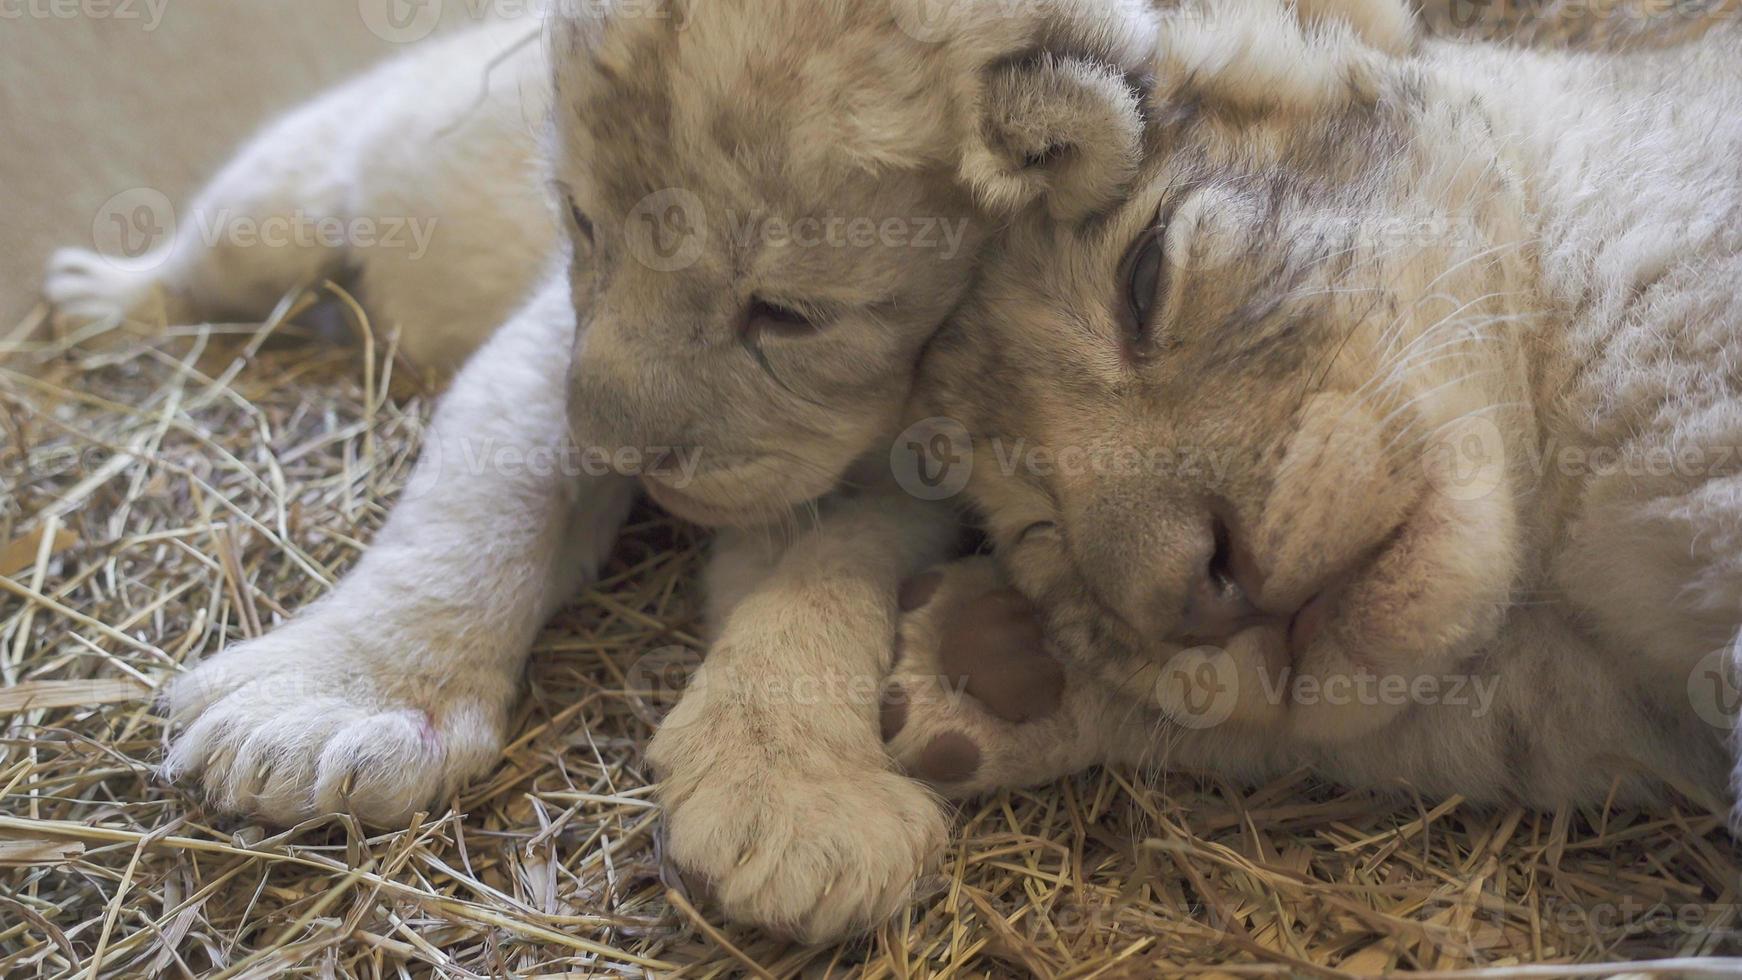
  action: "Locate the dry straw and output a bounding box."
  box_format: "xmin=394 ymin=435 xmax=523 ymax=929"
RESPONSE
xmin=2 ymin=291 xmax=1740 ymax=977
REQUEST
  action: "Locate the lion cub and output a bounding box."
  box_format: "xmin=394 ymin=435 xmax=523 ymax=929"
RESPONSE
xmin=885 ymin=0 xmax=1741 ymax=811
xmin=44 ymin=0 xmax=1185 ymax=942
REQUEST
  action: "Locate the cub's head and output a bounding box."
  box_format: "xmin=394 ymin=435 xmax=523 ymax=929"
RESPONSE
xmin=924 ymin=0 xmax=1543 ymax=743
xmin=546 ymin=0 xmax=1158 ymax=525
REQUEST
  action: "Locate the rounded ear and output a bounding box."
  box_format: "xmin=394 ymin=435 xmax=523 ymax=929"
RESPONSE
xmin=962 ymin=55 xmax=1147 ymax=220
xmin=931 ymin=0 xmax=1158 ymax=219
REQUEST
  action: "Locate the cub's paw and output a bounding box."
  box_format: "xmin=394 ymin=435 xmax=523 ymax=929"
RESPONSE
xmin=880 ymin=558 xmax=1099 ymax=796
xmin=43 ymin=247 xmax=176 ymax=333
xmin=650 ymin=701 xmax=947 ymax=943
xmin=163 ymin=616 xmax=514 ymax=827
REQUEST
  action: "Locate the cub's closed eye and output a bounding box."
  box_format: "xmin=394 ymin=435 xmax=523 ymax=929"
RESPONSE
xmin=1120 ymin=224 xmax=1168 ymax=347
xmin=746 ymin=298 xmax=822 ymax=339
xmin=569 ymin=202 xmax=595 ymax=243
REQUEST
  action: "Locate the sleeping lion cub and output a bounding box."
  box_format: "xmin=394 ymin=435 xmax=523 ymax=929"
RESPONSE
xmin=889 ymin=0 xmax=1741 ymax=811
xmin=42 ymin=0 xmax=1731 ymax=945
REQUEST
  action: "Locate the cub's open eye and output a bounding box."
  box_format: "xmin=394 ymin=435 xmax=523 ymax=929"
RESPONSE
xmin=569 ymin=202 xmax=595 ymax=245
xmin=1119 ymin=223 xmax=1168 ymax=346
xmin=746 ymin=297 xmax=822 ymax=339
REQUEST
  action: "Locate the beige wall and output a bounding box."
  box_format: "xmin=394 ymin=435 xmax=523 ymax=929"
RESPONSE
xmin=0 ymin=0 xmax=494 ymax=332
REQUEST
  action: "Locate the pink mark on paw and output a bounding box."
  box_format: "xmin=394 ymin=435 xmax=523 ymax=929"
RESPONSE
xmin=394 ymin=709 xmax=441 ymax=753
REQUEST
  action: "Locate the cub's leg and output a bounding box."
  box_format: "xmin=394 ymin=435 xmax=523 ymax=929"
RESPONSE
xmin=44 ymin=81 xmax=361 ymax=334
xmin=43 ymin=21 xmax=549 ymax=374
xmin=163 ymin=271 xmax=635 ymax=825
xmin=652 ymin=487 xmax=960 ymax=943
xmin=879 ymin=557 xmax=1133 ymax=795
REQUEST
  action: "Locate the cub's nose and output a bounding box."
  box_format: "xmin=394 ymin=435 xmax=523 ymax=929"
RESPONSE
xmin=1169 ymin=515 xmax=1276 ymax=647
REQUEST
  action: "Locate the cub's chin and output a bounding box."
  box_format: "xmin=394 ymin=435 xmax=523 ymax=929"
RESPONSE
xmin=639 ymin=448 xmax=853 ymax=528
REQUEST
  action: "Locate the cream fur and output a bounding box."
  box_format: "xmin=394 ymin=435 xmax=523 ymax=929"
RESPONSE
xmin=39 ymin=0 xmax=1724 ymax=945
xmin=916 ymin=0 xmax=1742 ymax=813
xmin=40 ymin=0 xmax=1172 ymax=943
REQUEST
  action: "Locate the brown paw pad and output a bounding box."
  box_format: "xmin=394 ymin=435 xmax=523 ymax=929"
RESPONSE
xmin=899 ymin=571 xmax=945 ymax=612
xmin=913 ymin=731 xmax=981 ymax=784
xmin=938 ymin=589 xmax=1065 ymax=723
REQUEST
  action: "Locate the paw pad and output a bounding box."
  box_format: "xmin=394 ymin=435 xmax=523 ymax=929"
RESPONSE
xmin=914 ymin=732 xmax=981 ymax=783
xmin=937 ymin=589 xmax=1064 ymax=724
xmin=899 ymin=571 xmax=944 ymax=612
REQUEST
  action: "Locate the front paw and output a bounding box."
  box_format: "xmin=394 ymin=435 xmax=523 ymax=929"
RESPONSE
xmin=650 ymin=696 xmax=947 ymax=943
xmin=163 ymin=614 xmax=514 ymax=827
xmin=880 ymin=558 xmax=1106 ymax=797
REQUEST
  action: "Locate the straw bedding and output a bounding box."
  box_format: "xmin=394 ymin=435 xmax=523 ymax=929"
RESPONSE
xmin=3 ymin=293 xmax=1741 ymax=978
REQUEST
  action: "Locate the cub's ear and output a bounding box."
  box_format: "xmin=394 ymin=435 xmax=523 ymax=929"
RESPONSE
xmin=962 ymin=54 xmax=1147 ymax=220
xmin=929 ymin=0 xmax=1158 ymax=219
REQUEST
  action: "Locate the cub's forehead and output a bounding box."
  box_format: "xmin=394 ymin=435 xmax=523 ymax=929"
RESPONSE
xmin=548 ymin=0 xmax=961 ymax=209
